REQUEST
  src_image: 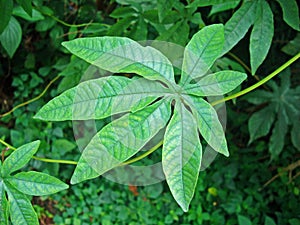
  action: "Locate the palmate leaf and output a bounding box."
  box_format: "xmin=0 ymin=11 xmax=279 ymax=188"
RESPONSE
xmin=35 ymin=24 xmax=249 ymax=212
xmin=71 ymin=99 xmax=171 ymax=184
xmin=34 ymin=76 xmax=172 ymax=121
xmin=1 ymin=141 xmax=40 ymax=176
xmin=4 ymin=183 xmax=39 ymax=225
xmin=62 ymin=36 xmax=175 ymax=84
xmin=180 ymin=24 xmax=224 ymax=85
xmin=6 ymin=171 xmax=69 ymax=196
xmin=250 ymin=0 xmax=274 ymax=75
xmin=183 ymin=71 xmax=247 ymax=96
xmin=162 ymin=101 xmax=202 ymax=212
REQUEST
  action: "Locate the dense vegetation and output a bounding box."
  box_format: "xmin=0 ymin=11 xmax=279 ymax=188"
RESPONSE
xmin=0 ymin=0 xmax=299 ymax=224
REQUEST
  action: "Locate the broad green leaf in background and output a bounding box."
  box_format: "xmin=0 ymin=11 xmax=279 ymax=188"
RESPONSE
xmin=162 ymin=101 xmax=202 ymax=212
xmin=275 ymin=0 xmax=300 ymax=31
xmin=248 ymin=104 xmax=276 ymax=144
xmin=62 ymin=37 xmax=175 ymax=84
xmin=72 ymin=99 xmax=171 ymax=184
xmin=35 ymin=77 xmax=172 ymax=121
xmin=0 ymin=0 xmax=13 ymax=34
xmin=183 ymin=71 xmax=247 ymax=96
xmin=1 ymin=140 xmax=40 ymax=176
xmin=6 ymin=171 xmax=69 ymax=196
xmin=246 ymin=70 xmax=300 ymax=157
xmin=0 ymin=16 xmax=22 ymax=58
xmin=180 ymin=24 xmax=224 ymax=85
xmin=222 ymin=0 xmax=257 ymax=55
xmin=250 ymin=0 xmax=274 ymax=75
xmin=264 ymin=215 xmax=277 ymax=225
xmin=4 ymin=183 xmax=39 ymax=225
xmin=184 ymin=96 xmax=229 ymax=156
xmin=16 ymin=0 xmax=33 ymax=16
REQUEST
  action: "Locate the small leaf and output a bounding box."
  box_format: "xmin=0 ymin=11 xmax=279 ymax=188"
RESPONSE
xmin=209 ymin=0 xmax=240 ymax=16
xmin=181 ymin=24 xmax=224 ymax=85
xmin=35 ymin=77 xmax=171 ymax=121
xmin=72 ymin=99 xmax=171 ymax=184
xmin=264 ymin=216 xmax=277 ymax=225
xmin=16 ymin=0 xmax=32 ymax=16
xmin=0 ymin=0 xmax=13 ymax=34
xmin=276 ymin=0 xmax=300 ymax=31
xmin=281 ymin=33 xmax=300 ymax=56
xmin=250 ymin=0 xmax=274 ymax=74
xmin=222 ymin=0 xmax=257 ymax=54
xmin=269 ymin=108 xmax=288 ymax=158
xmin=1 ymin=141 xmax=40 ymax=176
xmin=184 ymin=71 xmax=247 ymax=96
xmin=248 ymin=105 xmax=276 ymax=144
xmin=157 ymin=0 xmax=174 ymax=22
xmin=0 ymin=16 xmax=22 ymax=58
xmin=62 ymin=37 xmax=175 ymax=83
xmin=0 ymin=180 xmax=9 ymax=225
xmin=6 ymin=171 xmax=69 ymax=196
xmin=244 ymin=90 xmax=273 ymax=105
xmin=4 ymin=182 xmax=39 ymax=225
xmin=162 ymin=101 xmax=202 ymax=212
xmin=184 ymin=96 xmax=229 ymax=156
xmin=238 ymin=215 xmax=252 ymax=225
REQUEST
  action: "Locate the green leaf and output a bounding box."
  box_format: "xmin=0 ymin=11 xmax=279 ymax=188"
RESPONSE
xmin=181 ymin=24 xmax=224 ymax=85
xmin=248 ymin=105 xmax=276 ymax=144
xmin=238 ymin=215 xmax=252 ymax=225
xmin=269 ymin=108 xmax=288 ymax=158
xmin=1 ymin=141 xmax=40 ymax=176
xmin=70 ymin=157 xmax=99 ymax=184
xmin=0 ymin=16 xmax=22 ymax=58
xmin=71 ymin=99 xmax=171 ymax=184
xmin=62 ymin=37 xmax=175 ymax=83
xmin=110 ymin=6 xmax=137 ymax=18
xmin=107 ymin=16 xmax=136 ymax=36
xmin=276 ymin=0 xmax=300 ymax=31
xmin=222 ymin=0 xmax=257 ymax=54
xmin=157 ymin=0 xmax=175 ymax=22
xmin=0 ymin=180 xmax=9 ymax=225
xmin=250 ymin=0 xmax=274 ymax=75
xmin=264 ymin=216 xmax=277 ymax=225
xmin=13 ymin=6 xmax=45 ymax=22
xmin=6 ymin=171 xmax=69 ymax=196
xmin=4 ymin=182 xmax=39 ymax=225
xmin=291 ymin=120 xmax=300 ymax=151
xmin=244 ymin=90 xmax=273 ymax=105
xmin=184 ymin=95 xmax=229 ymax=156
xmin=209 ymin=0 xmax=240 ymax=16
xmin=184 ymin=71 xmax=247 ymax=96
xmin=35 ymin=77 xmax=171 ymax=121
xmin=0 ymin=0 xmax=13 ymax=34
xmin=162 ymin=101 xmax=202 ymax=212
xmin=281 ymin=33 xmax=300 ymax=56
xmin=16 ymin=0 xmax=32 ymax=16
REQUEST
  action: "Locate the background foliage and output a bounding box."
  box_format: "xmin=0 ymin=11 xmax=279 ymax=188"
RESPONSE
xmin=0 ymin=0 xmax=299 ymax=224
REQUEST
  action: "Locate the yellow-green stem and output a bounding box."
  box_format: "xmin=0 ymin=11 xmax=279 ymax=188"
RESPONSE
xmin=211 ymin=52 xmax=300 ymax=106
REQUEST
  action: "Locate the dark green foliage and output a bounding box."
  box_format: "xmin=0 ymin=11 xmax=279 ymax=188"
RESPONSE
xmin=0 ymin=0 xmax=299 ymax=224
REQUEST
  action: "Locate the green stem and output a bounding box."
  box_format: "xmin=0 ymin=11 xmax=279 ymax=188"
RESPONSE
xmin=121 ymin=140 xmax=163 ymax=166
xmin=211 ymin=52 xmax=300 ymax=106
xmin=0 ymin=75 xmax=61 ymax=118
xmin=0 ymin=138 xmax=77 ymax=165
